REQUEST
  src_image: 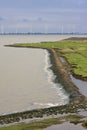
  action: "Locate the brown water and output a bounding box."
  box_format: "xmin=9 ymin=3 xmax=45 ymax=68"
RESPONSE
xmin=0 ymin=34 xmax=86 ymax=115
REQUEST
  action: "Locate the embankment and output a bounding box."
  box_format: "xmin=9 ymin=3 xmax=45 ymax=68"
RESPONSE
xmin=47 ymin=48 xmax=86 ymax=103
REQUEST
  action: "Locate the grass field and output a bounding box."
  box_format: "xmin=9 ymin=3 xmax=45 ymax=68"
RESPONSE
xmin=7 ymin=39 xmax=87 ymax=80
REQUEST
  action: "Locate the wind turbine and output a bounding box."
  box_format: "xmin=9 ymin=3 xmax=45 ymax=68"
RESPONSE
xmin=1 ymin=25 xmax=4 ymax=34
xmin=45 ymin=23 xmax=48 ymax=34
xmin=61 ymin=24 xmax=64 ymax=34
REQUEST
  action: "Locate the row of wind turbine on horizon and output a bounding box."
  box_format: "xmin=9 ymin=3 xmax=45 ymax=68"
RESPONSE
xmin=0 ymin=24 xmax=77 ymax=34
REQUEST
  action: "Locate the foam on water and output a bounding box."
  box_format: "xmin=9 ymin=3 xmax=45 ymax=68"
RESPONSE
xmin=33 ymin=102 xmax=64 ymax=108
xmin=44 ymin=50 xmax=69 ymax=105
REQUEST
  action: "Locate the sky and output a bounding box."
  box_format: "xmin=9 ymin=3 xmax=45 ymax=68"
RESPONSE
xmin=0 ymin=0 xmax=87 ymax=33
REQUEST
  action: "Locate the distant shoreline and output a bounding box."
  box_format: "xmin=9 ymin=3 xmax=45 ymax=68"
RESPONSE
xmin=0 ymin=33 xmax=87 ymax=36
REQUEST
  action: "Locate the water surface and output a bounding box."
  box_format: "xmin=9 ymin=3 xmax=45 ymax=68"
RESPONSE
xmin=0 ymin=35 xmax=70 ymax=115
xmin=44 ymin=122 xmax=85 ymax=130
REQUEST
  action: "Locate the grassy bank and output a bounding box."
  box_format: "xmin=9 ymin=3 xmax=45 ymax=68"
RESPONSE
xmin=0 ymin=114 xmax=86 ymax=130
xmin=6 ymin=38 xmax=87 ymax=80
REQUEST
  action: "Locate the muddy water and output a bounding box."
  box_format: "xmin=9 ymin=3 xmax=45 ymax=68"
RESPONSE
xmin=0 ymin=35 xmax=76 ymax=115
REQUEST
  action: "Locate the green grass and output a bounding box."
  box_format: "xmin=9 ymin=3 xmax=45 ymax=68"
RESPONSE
xmin=9 ymin=41 xmax=87 ymax=49
xmin=0 ymin=118 xmax=62 ymax=130
xmin=6 ymin=40 xmax=87 ymax=79
xmin=64 ymin=53 xmax=87 ymax=77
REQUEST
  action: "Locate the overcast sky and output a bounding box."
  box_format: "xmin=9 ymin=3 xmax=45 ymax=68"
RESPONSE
xmin=0 ymin=0 xmax=87 ymax=33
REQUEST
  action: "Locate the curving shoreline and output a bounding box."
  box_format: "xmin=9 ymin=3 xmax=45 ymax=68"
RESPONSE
xmin=1 ymin=37 xmax=87 ymax=126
